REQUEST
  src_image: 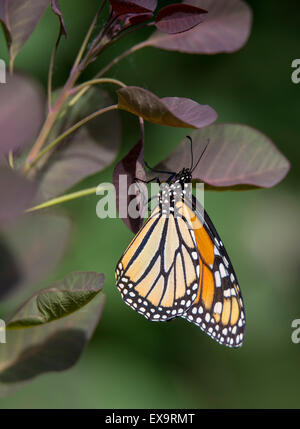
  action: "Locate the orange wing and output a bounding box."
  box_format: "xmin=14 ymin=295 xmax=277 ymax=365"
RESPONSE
xmin=179 ymin=198 xmax=246 ymax=348
xmin=115 ymin=204 xmax=201 ymax=321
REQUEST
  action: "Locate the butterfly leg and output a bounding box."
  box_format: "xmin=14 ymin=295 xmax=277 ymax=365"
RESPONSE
xmin=145 ymin=161 xmax=176 ymax=176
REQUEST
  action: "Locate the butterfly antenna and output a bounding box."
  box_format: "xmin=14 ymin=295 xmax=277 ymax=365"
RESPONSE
xmin=186 ymin=136 xmax=193 ymax=170
xmin=191 ymin=139 xmax=210 ymax=173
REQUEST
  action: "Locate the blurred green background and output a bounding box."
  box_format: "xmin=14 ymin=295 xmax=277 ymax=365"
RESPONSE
xmin=0 ymin=0 xmax=300 ymax=408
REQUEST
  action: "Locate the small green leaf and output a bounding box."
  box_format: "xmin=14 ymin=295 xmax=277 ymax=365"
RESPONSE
xmin=0 ymin=272 xmax=105 ymax=396
xmin=7 ymin=272 xmax=104 ymax=329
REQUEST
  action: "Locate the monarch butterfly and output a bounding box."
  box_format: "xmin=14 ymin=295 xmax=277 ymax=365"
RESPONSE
xmin=115 ymin=138 xmax=246 ymax=348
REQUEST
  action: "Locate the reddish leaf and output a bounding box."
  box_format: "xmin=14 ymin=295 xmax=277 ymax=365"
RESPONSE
xmin=0 ymin=167 xmax=37 ymax=224
xmin=117 ymin=86 xmax=217 ymax=129
xmin=109 ymin=0 xmax=156 ymax=15
xmin=0 ymin=2 xmax=11 ymax=46
xmin=148 ymin=0 xmax=252 ymax=54
xmin=127 ymin=12 xmax=153 ymax=26
xmin=156 ymin=124 xmax=290 ymax=189
xmin=0 ymin=213 xmax=71 ymax=301
xmin=0 ymin=240 xmax=21 ymax=300
xmin=0 ymin=72 xmax=45 ymax=157
xmin=0 ymin=0 xmax=49 ymax=65
xmin=137 ymin=0 xmax=157 ymax=10
xmin=155 ymin=4 xmax=208 ymax=34
xmin=113 ymin=140 xmax=147 ymax=234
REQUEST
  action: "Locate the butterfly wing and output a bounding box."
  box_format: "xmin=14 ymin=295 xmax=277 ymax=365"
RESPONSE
xmin=179 ymin=196 xmax=246 ymax=348
xmin=115 ymin=204 xmax=201 ymax=321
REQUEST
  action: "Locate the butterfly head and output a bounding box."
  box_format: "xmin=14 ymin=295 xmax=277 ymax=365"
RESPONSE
xmin=174 ymin=168 xmax=192 ymax=185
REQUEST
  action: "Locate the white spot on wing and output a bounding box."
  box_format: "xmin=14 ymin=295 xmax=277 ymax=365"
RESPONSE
xmin=214 ymin=271 xmax=221 ymax=287
xmin=219 ymin=263 xmax=226 ymax=278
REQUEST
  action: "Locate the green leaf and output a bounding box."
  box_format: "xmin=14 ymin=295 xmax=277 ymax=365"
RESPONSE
xmin=117 ymin=86 xmax=217 ymax=128
xmin=0 ymin=272 xmax=105 ymax=396
xmin=7 ymin=272 xmax=104 ymax=328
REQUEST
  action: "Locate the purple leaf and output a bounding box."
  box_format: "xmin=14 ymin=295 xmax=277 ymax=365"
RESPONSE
xmin=35 ymin=87 xmax=121 ymax=200
xmin=156 ymin=124 xmax=290 ymax=189
xmin=0 ymin=213 xmax=71 ymax=301
xmin=148 ymin=0 xmax=252 ymax=54
xmin=155 ymin=4 xmax=208 ymax=34
xmin=109 ymin=0 xmax=156 ymax=15
xmin=51 ymin=0 xmax=67 ymax=40
xmin=0 ymin=167 xmax=37 ymax=224
xmin=127 ymin=12 xmax=153 ymax=26
xmin=113 ymin=140 xmax=147 ymax=234
xmin=0 ymin=272 xmax=105 ymax=395
xmin=117 ymin=86 xmax=217 ymax=129
xmin=0 ymin=72 xmax=46 ymax=157
xmin=0 ymin=240 xmax=21 ymax=300
xmin=0 ymin=0 xmax=50 ymax=65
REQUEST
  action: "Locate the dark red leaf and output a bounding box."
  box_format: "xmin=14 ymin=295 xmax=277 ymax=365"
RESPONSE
xmin=0 ymin=213 xmax=71 ymax=301
xmin=127 ymin=12 xmax=153 ymax=26
xmin=0 ymin=72 xmax=46 ymax=157
xmin=109 ymin=0 xmax=155 ymax=15
xmin=137 ymin=0 xmax=157 ymax=10
xmin=0 ymin=167 xmax=37 ymax=223
xmin=0 ymin=0 xmax=49 ymax=65
xmin=113 ymin=140 xmax=147 ymax=234
xmin=0 ymin=240 xmax=21 ymax=300
xmin=148 ymin=0 xmax=252 ymax=54
xmin=155 ymin=124 xmax=290 ymax=189
xmin=155 ymin=4 xmax=208 ymax=34
xmin=117 ymin=86 xmax=218 ymax=129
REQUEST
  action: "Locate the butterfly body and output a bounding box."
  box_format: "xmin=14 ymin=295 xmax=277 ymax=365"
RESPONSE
xmin=115 ymin=165 xmax=246 ymax=348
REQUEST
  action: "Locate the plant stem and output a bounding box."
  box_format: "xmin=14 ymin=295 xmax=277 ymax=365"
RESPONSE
xmin=69 ymin=78 xmax=126 ymax=107
xmin=25 ymin=1 xmax=108 ymax=170
xmin=8 ymin=151 xmax=14 ymax=169
xmin=26 ymin=186 xmax=102 ymax=212
xmin=139 ymin=117 xmax=145 ymax=144
xmin=48 ymin=44 xmax=58 ymax=111
xmin=97 ymin=40 xmax=150 ymax=78
xmin=26 ymin=104 xmax=118 ymax=171
xmin=82 ymin=10 xmax=115 ymax=67
xmin=72 ymin=0 xmax=107 ymax=72
xmin=74 ymin=40 xmax=149 ymax=102
xmin=24 ymin=70 xmax=80 ymax=170
xmin=72 ymin=77 xmax=127 ymax=93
